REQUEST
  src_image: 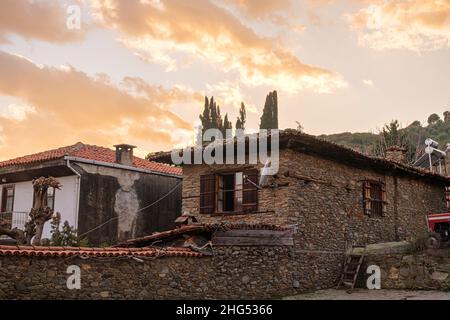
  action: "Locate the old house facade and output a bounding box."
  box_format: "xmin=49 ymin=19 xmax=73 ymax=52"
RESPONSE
xmin=0 ymin=143 xmax=182 ymax=245
xmin=152 ymin=130 xmax=449 ymax=252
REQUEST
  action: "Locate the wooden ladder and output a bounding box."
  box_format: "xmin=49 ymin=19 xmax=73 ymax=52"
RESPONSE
xmin=337 ymin=245 xmax=366 ymax=291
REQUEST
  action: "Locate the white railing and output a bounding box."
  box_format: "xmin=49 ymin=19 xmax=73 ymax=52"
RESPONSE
xmin=0 ymin=211 xmax=29 ymax=230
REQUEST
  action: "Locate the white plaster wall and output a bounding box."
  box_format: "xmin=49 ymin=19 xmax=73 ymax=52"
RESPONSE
xmin=0 ymin=175 xmax=79 ymax=240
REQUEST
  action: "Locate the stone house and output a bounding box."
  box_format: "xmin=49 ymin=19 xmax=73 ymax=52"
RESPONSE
xmin=0 ymin=143 xmax=182 ymax=245
xmin=151 ymin=130 xmax=449 ymax=252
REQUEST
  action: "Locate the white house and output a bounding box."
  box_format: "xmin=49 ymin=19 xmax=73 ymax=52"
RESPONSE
xmin=0 ymin=143 xmax=182 ymax=244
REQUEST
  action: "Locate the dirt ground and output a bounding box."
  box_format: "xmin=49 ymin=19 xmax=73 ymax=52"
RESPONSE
xmin=284 ymin=289 xmax=450 ymax=300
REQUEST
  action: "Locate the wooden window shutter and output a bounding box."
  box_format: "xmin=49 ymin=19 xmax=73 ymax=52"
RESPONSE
xmin=243 ymin=169 xmax=258 ymax=213
xmin=381 ymin=183 xmax=387 ymax=216
xmin=1 ymin=187 xmax=6 ymax=213
xmin=200 ymin=174 xmax=216 ymax=214
xmin=363 ymin=181 xmax=372 ymax=216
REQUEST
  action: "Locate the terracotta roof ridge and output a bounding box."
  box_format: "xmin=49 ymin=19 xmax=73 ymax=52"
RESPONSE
xmin=0 ymin=245 xmax=203 ymax=258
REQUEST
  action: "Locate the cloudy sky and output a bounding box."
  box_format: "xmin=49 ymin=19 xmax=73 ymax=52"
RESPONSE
xmin=1 ymin=0 xmax=450 ymax=159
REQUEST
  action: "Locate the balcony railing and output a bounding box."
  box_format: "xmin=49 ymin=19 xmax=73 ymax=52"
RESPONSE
xmin=0 ymin=211 xmax=29 ymax=231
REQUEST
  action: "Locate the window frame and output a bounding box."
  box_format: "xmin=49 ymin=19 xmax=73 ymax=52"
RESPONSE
xmin=200 ymin=169 xmax=258 ymax=215
xmin=1 ymin=185 xmax=15 ymax=214
xmin=47 ymin=187 xmax=56 ymax=211
xmin=363 ymin=180 xmax=387 ymax=217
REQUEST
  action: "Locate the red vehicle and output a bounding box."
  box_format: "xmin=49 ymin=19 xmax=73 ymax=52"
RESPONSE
xmin=426 ymin=213 xmax=450 ymax=248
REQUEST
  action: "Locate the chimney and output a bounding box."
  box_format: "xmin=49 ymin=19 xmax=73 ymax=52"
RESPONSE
xmin=385 ymin=146 xmax=407 ymax=163
xmin=114 ymin=144 xmax=137 ymax=166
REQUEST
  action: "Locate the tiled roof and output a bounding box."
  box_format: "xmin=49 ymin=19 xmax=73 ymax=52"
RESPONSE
xmin=0 ymin=142 xmax=181 ymax=176
xmin=149 ymin=129 xmax=449 ymax=183
xmin=0 ymin=245 xmax=202 ymax=258
xmin=117 ymin=223 xmax=292 ymax=248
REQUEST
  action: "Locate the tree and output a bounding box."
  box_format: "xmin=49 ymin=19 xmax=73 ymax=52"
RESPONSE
xmin=0 ymin=176 xmax=61 ymax=245
xmin=236 ymin=102 xmax=247 ymax=131
xmin=29 ymin=177 xmax=62 ymax=245
xmin=199 ymin=96 xmax=212 ymax=134
xmin=199 ymin=96 xmax=226 ymax=137
xmin=259 ymin=90 xmax=278 ymax=130
xmin=444 ymin=111 xmax=450 ymax=123
xmin=373 ymin=120 xmax=415 ymax=163
xmin=222 ymin=113 xmax=232 ymax=137
xmin=428 ymin=113 xmax=440 ymax=125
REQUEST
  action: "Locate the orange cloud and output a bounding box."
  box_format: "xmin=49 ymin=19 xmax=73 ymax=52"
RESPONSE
xmin=348 ymin=0 xmax=450 ymax=51
xmin=222 ymin=0 xmax=293 ymax=18
xmin=0 ymin=51 xmax=201 ymax=160
xmin=0 ymin=0 xmax=85 ymax=43
xmin=90 ymin=0 xmax=346 ymax=93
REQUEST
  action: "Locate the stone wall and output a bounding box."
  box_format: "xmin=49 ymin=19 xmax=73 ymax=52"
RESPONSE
xmin=0 ymin=246 xmax=344 ymax=300
xmin=363 ymin=249 xmax=450 ymax=290
xmin=183 ymin=149 xmax=447 ymax=253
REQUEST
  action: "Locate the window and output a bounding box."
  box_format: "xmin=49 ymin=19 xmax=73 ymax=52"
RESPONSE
xmin=1 ymin=185 xmax=14 ymax=213
xmin=47 ymin=187 xmax=55 ymax=210
xmin=363 ymin=180 xmax=387 ymax=217
xmin=32 ymin=186 xmax=56 ymax=210
xmin=200 ymin=169 xmax=258 ymax=214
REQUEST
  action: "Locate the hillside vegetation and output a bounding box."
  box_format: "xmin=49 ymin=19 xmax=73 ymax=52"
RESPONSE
xmin=318 ymin=112 xmax=450 ymax=163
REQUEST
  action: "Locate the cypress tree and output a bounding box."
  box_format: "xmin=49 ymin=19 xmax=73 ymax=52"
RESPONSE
xmin=259 ymin=91 xmax=278 ymax=130
xmin=223 ymin=113 xmax=232 ymax=137
xmin=272 ymin=90 xmax=278 ymax=129
xmin=199 ymin=96 xmax=211 ymax=135
xmin=236 ymin=102 xmax=246 ymax=131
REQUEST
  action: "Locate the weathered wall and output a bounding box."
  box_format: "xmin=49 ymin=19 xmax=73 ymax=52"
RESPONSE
xmin=183 ymin=150 xmax=446 ymax=289
xmin=76 ymin=163 xmax=181 ymax=245
xmin=0 ymin=246 xmax=340 ymax=300
xmin=183 ymin=149 xmax=446 ymax=254
xmin=363 ymin=249 xmax=450 ymax=290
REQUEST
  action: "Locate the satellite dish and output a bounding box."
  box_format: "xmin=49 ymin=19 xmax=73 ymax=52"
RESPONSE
xmin=259 ymin=159 xmax=272 ymax=187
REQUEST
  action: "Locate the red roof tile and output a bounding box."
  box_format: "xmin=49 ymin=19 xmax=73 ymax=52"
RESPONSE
xmin=0 ymin=245 xmax=202 ymax=258
xmin=0 ymin=142 xmax=181 ymax=176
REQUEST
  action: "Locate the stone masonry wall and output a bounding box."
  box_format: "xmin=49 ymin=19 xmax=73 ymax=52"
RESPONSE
xmin=363 ymin=249 xmax=450 ymax=290
xmin=182 ymin=149 xmax=446 ymax=288
xmin=183 ymin=149 xmax=446 ymax=251
xmin=0 ymin=246 xmax=342 ymax=300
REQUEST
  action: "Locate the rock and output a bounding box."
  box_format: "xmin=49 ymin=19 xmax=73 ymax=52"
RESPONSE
xmin=431 ymin=271 xmax=449 ymax=281
xmin=169 ymin=281 xmax=178 ymax=288
xmin=14 ymin=283 xmax=29 ymax=292
xmin=100 ymin=291 xmax=110 ymax=298
xmin=242 ymin=275 xmax=250 ymax=284
xmin=161 ymin=266 xmax=169 ymax=274
xmin=399 ymin=267 xmax=410 ymax=278
xmin=402 ymin=255 xmax=414 ymax=263
xmin=388 ymin=267 xmax=399 ymax=280
xmin=293 ymin=280 xmax=300 ymax=288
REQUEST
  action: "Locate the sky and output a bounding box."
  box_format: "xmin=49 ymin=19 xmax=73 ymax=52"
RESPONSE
xmin=0 ymin=0 xmax=450 ymax=159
